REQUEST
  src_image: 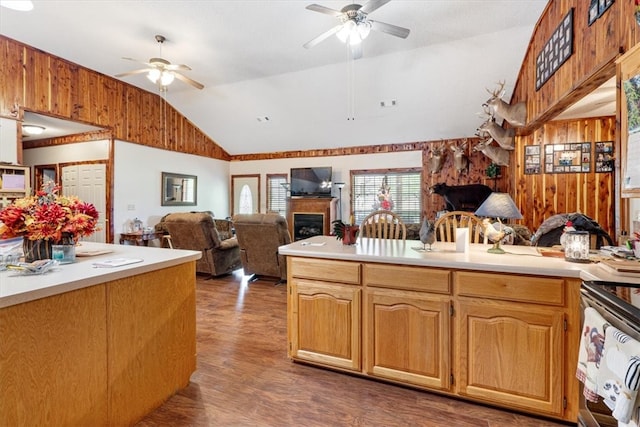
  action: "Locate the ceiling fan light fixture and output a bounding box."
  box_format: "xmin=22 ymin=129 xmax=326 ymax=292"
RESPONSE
xmin=159 ymin=70 xmax=175 ymax=86
xmin=357 ymin=21 xmax=371 ymax=40
xmin=336 ymin=19 xmax=371 ymax=46
xmin=146 ymin=68 xmax=161 ymax=84
xmin=336 ymin=20 xmax=355 ymax=43
xmin=22 ymin=124 xmax=45 ymax=135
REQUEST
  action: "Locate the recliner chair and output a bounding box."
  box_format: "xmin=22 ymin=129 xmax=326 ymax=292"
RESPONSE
xmin=232 ymin=213 xmax=291 ymax=284
xmin=162 ymin=212 xmax=241 ymax=277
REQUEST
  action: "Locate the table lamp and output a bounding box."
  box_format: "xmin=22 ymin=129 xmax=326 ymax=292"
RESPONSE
xmin=474 ymin=192 xmax=523 ymax=254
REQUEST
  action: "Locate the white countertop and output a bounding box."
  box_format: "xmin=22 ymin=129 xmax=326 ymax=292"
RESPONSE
xmin=279 ymin=235 xmax=640 ymax=284
xmin=0 ymin=242 xmax=201 ymax=308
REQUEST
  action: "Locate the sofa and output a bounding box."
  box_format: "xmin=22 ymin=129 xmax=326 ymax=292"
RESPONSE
xmin=232 ymin=213 xmax=291 ymax=283
xmin=161 ymin=211 xmax=241 ymax=277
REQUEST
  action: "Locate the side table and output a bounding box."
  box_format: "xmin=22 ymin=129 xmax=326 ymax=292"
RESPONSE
xmin=119 ymin=231 xmax=160 ymax=246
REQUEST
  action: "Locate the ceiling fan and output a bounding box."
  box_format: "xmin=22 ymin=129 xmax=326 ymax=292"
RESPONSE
xmin=115 ymin=35 xmax=204 ymax=90
xmin=303 ymin=0 xmax=410 ymax=60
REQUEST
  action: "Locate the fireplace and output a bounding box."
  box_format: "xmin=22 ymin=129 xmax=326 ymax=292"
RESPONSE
xmin=286 ymin=197 xmax=337 ymax=241
xmin=293 ymin=213 xmax=324 ymax=241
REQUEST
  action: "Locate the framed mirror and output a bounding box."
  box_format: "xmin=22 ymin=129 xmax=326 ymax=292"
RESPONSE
xmin=162 ymin=172 xmax=197 ymax=206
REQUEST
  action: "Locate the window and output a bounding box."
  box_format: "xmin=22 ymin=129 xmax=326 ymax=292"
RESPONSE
xmin=267 ymin=174 xmax=288 ymax=216
xmin=239 ymin=185 xmax=253 ymax=214
xmin=351 ymin=168 xmax=422 ymax=224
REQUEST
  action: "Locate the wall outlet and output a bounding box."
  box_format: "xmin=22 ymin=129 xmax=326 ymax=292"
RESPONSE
xmin=127 ymin=204 xmax=135 ymax=211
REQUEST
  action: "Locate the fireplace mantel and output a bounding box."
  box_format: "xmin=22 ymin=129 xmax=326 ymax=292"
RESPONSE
xmin=286 ymin=197 xmax=338 ymax=241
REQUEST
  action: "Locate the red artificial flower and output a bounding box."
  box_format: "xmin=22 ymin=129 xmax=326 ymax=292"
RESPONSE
xmin=0 ymin=182 xmax=99 ymax=242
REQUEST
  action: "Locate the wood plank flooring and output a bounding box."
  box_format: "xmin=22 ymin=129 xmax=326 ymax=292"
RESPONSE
xmin=136 ymin=270 xmax=571 ymax=427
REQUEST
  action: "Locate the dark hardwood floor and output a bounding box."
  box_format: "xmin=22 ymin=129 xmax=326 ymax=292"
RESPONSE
xmin=136 ymin=270 xmax=570 ymax=427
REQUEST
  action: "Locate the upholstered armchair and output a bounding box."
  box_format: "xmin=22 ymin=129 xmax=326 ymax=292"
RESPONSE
xmin=162 ymin=212 xmax=241 ymax=277
xmin=231 ymin=213 xmax=291 ymax=284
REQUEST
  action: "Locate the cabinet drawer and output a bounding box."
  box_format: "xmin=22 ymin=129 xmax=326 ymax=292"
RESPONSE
xmin=363 ymin=264 xmax=450 ymax=294
xmin=289 ymin=257 xmax=361 ymax=285
xmin=454 ymin=271 xmax=564 ymax=305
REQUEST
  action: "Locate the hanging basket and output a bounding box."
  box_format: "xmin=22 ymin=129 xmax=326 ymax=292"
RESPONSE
xmin=23 ymin=238 xmax=53 ymax=263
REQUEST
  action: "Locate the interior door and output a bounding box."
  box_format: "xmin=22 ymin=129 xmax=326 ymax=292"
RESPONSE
xmin=61 ymin=163 xmax=107 ymax=243
xmin=231 ymin=174 xmax=260 ymax=216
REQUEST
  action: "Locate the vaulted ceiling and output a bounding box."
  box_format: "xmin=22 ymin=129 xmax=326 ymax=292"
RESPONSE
xmin=1 ymin=1 xmax=551 ymax=155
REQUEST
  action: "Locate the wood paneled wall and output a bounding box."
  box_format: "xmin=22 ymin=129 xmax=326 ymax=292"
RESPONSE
xmin=0 ymin=36 xmax=231 ymax=161
xmin=515 ymin=117 xmax=616 ymax=239
xmin=511 ymin=0 xmax=637 ymax=129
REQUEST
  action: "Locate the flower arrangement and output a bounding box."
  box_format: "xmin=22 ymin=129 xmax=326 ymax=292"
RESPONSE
xmin=0 ymin=181 xmax=99 ymax=242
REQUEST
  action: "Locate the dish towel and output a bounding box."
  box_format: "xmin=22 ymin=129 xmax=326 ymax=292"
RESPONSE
xmin=576 ymin=306 xmax=608 ymax=402
xmin=596 ymin=326 xmax=640 ymax=424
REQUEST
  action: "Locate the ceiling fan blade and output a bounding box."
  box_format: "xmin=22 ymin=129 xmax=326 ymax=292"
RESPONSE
xmin=359 ymin=0 xmax=391 ymax=15
xmin=305 ymin=4 xmax=343 ymax=17
xmin=370 ymin=20 xmax=410 ymax=38
xmin=115 ymin=68 xmax=151 ymax=78
xmin=121 ymin=57 xmax=151 ymax=66
xmin=350 ymin=43 xmax=363 ymax=60
xmin=173 ymin=72 xmax=204 ymax=90
xmin=303 ymin=24 xmax=343 ymax=49
xmin=166 ymin=63 xmax=192 ymax=71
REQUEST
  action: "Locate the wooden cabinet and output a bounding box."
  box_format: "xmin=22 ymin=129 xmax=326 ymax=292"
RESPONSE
xmin=454 ymin=271 xmax=568 ymax=418
xmin=456 ymin=300 xmax=564 ymax=416
xmin=286 ymin=256 xmax=580 ymax=422
xmin=288 ymin=257 xmax=362 ymax=371
xmin=0 ymin=164 xmax=30 ymax=207
xmin=363 ymin=263 xmax=451 ymax=389
xmin=365 ymin=287 xmax=451 ymax=389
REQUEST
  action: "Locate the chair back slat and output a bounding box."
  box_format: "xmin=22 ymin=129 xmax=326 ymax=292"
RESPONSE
xmin=434 ymin=211 xmax=483 ymax=243
xmin=360 ymin=210 xmax=406 ymax=240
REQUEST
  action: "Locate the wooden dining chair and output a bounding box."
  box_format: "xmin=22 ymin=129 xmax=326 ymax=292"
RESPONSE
xmin=359 ymin=210 xmax=406 ymax=240
xmin=434 ymin=211 xmax=484 ymax=243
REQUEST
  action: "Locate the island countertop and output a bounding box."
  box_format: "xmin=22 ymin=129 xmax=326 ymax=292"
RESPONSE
xmin=278 ymin=235 xmax=640 ymax=284
xmin=0 ymin=241 xmax=201 ymax=308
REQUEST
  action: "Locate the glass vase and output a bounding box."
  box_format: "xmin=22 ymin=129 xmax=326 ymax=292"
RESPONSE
xmin=23 ymin=238 xmax=53 ymax=263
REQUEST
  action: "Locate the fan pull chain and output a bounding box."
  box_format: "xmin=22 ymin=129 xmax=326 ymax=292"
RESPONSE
xmin=346 ymin=47 xmax=355 ymax=121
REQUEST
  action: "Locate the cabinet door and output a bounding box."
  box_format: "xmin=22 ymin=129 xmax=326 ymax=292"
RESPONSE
xmin=456 ymin=299 xmax=564 ymax=416
xmin=289 ymin=279 xmax=361 ymax=371
xmin=365 ymin=288 xmax=451 ymax=390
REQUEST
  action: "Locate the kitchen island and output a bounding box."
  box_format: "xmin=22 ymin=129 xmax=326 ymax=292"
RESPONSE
xmin=0 ymin=242 xmax=201 ymax=426
xmin=280 ymin=235 xmax=638 ymax=423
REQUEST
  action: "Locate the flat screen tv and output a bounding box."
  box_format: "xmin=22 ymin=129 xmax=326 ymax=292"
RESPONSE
xmin=290 ymin=167 xmax=332 ymax=197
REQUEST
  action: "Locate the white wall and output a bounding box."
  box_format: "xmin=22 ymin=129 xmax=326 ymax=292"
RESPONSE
xmin=0 ymin=117 xmax=19 ymax=164
xmin=23 ymin=140 xmax=230 ymax=242
xmin=229 ymin=151 xmax=422 ymax=221
xmin=113 ymin=141 xmax=230 ymax=234
xmin=23 ymin=139 xmax=110 ymax=164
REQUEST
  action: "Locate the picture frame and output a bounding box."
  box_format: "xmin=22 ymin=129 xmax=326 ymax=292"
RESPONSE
xmin=599 ymin=0 xmax=614 ymax=16
xmin=161 ymin=172 xmax=198 ymax=206
xmin=524 ymin=145 xmax=541 ymax=174
xmin=544 ymin=142 xmax=591 ymax=173
xmin=588 ymin=0 xmax=599 ymax=26
xmin=536 ymin=8 xmax=573 ymax=90
xmin=595 ymin=141 xmax=614 ymax=173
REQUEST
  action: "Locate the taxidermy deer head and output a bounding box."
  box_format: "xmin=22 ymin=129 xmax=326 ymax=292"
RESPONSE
xmin=483 ymin=80 xmax=527 ymax=127
xmin=476 ymin=106 xmax=515 ymax=151
xmin=449 ymin=139 xmax=469 ymax=175
xmin=473 ymin=137 xmax=510 ymax=166
xmin=428 ymin=142 xmax=446 ymax=174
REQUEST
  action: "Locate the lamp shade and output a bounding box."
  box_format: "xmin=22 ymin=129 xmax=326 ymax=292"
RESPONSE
xmin=474 ymin=192 xmax=522 ymax=220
